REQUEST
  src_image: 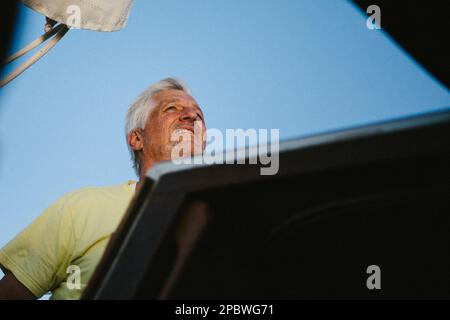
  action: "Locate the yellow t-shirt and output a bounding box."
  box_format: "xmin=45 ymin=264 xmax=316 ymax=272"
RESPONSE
xmin=0 ymin=181 xmax=136 ymax=299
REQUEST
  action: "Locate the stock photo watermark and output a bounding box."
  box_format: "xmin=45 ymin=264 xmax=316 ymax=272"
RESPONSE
xmin=366 ymin=264 xmax=381 ymax=290
xmin=66 ymin=5 xmax=81 ymax=29
xmin=169 ymin=121 xmax=280 ymax=176
xmin=366 ymin=5 xmax=381 ymax=30
xmin=66 ymin=265 xmax=81 ymax=290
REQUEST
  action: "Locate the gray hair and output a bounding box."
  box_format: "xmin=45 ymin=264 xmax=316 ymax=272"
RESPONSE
xmin=125 ymin=77 xmax=192 ymax=176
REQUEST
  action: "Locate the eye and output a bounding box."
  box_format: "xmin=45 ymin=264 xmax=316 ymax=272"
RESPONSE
xmin=164 ymin=105 xmax=177 ymax=112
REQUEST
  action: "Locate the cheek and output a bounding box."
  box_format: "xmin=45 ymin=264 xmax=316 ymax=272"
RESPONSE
xmin=202 ymin=124 xmax=207 ymax=140
xmin=162 ymin=118 xmax=175 ymax=138
xmin=193 ymin=120 xmax=206 ymax=134
xmin=143 ymin=124 xmax=161 ymax=147
xmin=157 ymin=116 xmax=178 ymax=144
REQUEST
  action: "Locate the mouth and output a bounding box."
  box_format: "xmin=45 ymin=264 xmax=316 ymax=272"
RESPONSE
xmin=172 ymin=125 xmax=194 ymax=135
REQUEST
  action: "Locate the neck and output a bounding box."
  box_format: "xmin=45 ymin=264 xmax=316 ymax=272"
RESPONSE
xmin=136 ymin=179 xmax=144 ymax=193
xmin=136 ymin=160 xmax=154 ymax=193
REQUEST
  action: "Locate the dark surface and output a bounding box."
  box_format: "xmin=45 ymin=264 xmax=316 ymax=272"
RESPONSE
xmin=85 ymin=109 xmax=450 ymax=299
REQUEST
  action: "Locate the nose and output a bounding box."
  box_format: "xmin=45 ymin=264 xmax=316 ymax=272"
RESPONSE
xmin=179 ymin=107 xmax=199 ymax=122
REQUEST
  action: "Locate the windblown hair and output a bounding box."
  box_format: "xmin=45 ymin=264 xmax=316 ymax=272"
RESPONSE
xmin=125 ymin=77 xmax=191 ymax=176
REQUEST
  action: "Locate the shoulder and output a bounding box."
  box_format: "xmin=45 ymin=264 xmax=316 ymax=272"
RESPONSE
xmin=55 ymin=182 xmax=136 ymax=243
xmin=56 ymin=181 xmax=135 ymax=209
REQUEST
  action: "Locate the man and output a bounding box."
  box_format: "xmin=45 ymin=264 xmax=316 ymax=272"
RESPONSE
xmin=0 ymin=77 xmax=206 ymax=299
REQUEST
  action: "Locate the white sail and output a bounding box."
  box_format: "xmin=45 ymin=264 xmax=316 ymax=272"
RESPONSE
xmin=22 ymin=0 xmax=133 ymax=32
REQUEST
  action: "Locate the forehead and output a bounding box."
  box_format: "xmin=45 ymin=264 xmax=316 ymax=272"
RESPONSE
xmin=153 ymin=89 xmax=199 ymax=108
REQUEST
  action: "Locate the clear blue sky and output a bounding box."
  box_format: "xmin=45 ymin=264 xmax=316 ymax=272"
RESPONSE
xmin=0 ymin=0 xmax=449 ymax=270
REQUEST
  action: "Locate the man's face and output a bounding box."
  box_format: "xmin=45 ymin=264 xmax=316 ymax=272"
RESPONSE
xmin=139 ymin=89 xmax=206 ymax=171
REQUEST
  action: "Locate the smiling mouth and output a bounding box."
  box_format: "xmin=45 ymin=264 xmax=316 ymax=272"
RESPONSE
xmin=173 ymin=127 xmax=194 ymax=135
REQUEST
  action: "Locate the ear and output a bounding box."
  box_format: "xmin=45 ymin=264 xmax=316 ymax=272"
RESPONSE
xmin=128 ymin=128 xmax=144 ymax=152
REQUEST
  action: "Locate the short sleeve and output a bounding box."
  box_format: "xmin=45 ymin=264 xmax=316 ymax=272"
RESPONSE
xmin=0 ymin=196 xmax=75 ymax=298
